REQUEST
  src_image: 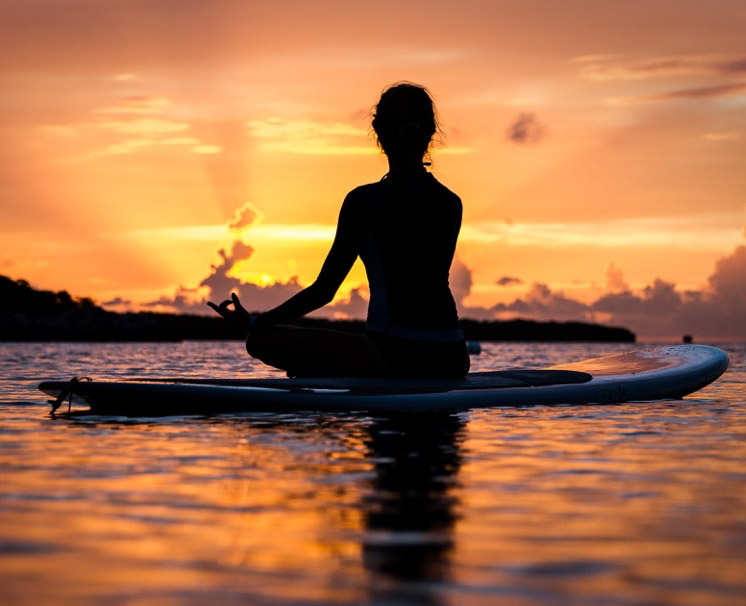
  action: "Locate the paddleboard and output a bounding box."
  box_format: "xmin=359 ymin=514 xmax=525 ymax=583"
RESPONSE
xmin=39 ymin=345 xmax=729 ymax=416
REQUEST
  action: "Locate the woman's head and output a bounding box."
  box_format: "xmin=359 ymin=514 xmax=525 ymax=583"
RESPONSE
xmin=372 ymin=82 xmax=440 ymax=162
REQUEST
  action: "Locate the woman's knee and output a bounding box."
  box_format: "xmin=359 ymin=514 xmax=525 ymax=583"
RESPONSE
xmin=245 ymin=330 xmax=269 ymax=359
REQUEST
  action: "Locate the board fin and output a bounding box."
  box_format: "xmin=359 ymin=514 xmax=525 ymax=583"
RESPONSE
xmin=48 ymin=376 xmax=91 ymax=416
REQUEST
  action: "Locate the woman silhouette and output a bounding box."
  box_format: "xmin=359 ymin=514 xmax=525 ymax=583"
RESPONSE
xmin=209 ymin=83 xmax=469 ymax=378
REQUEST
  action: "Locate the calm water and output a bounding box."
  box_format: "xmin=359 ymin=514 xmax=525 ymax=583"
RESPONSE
xmin=1 ymin=341 xmax=745 ymax=606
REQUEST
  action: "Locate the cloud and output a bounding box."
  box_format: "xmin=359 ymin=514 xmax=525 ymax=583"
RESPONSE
xmin=248 ymin=118 xmax=363 ymax=140
xmin=193 ymin=145 xmax=222 ymax=154
xmin=496 ymin=276 xmax=523 ymax=287
xmin=707 ymin=245 xmax=746 ymax=318
xmin=610 ymin=83 xmax=746 ymax=106
xmin=493 ymin=283 xmax=592 ymax=322
xmin=44 ymin=94 xmax=223 ymax=158
xmin=147 ymin=234 xmax=305 ymax=315
xmin=591 ymin=280 xmax=686 ymax=338
xmin=102 ymin=296 xmax=131 ymax=306
xmin=143 ymin=290 xmax=205 ymax=313
xmin=595 ymin=278 xmax=680 ymax=316
xmin=449 ymin=257 xmax=473 ymax=307
xmin=702 ymin=132 xmax=740 ymax=142
xmin=247 ymin=118 xmax=373 ymax=155
xmin=95 ymin=96 xmax=172 ymax=115
xmin=450 ymin=245 xmax=746 ymax=340
xmin=505 ymin=112 xmax=546 ymax=144
xmin=590 ymin=246 xmax=746 ymax=339
xmin=91 ymin=136 xmax=209 ymax=157
xmin=643 ymin=82 xmax=746 ymax=101
xmin=577 ymin=54 xmax=746 ymax=81
xmin=229 ymin=202 xmax=263 ymax=232
xmin=145 ymin=204 xmax=359 ymax=318
xmin=199 ymin=240 xmax=254 ymax=293
xmin=321 ymin=286 xmax=369 ymax=320
xmin=604 ymin=263 xmax=628 ymax=293
xmin=98 ymin=117 xmax=191 ymax=135
xmin=445 ymin=261 xmax=596 ymax=324
xmin=460 ymin=215 xmax=743 ymax=251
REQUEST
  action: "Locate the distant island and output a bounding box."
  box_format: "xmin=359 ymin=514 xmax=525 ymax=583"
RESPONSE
xmin=0 ymin=275 xmax=635 ymax=342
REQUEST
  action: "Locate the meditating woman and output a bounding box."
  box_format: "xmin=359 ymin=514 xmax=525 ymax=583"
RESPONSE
xmin=209 ymin=82 xmax=469 ymax=378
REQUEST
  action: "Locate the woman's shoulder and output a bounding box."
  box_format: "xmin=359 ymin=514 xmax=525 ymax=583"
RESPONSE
xmin=422 ymin=174 xmax=462 ymax=213
xmin=343 ymin=173 xmax=461 ymax=210
xmin=346 ymin=180 xmax=385 ymax=198
xmin=429 ymin=174 xmax=461 ymax=202
xmin=341 ymin=183 xmax=377 ymax=213
xmin=341 ymin=181 xmax=387 ymax=215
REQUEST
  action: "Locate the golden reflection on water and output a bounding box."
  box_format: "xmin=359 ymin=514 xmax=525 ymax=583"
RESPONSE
xmin=1 ymin=341 xmax=746 ymax=605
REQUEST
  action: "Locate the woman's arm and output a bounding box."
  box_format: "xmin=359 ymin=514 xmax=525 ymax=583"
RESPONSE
xmin=256 ymin=196 xmax=361 ymax=326
xmin=209 ymin=193 xmax=362 ymax=330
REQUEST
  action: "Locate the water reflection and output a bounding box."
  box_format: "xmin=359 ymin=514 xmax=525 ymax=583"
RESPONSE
xmin=362 ymin=412 xmax=465 ymax=603
xmin=2 ymin=341 xmax=745 ymax=605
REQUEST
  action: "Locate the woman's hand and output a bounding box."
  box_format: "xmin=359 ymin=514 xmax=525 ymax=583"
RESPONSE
xmin=207 ymin=293 xmax=255 ymax=333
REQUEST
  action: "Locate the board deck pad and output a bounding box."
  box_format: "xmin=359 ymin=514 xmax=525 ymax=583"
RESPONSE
xmin=137 ymin=369 xmax=593 ymax=393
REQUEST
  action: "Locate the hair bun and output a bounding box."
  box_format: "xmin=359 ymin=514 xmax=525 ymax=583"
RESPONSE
xmin=372 ymin=82 xmax=440 ymax=159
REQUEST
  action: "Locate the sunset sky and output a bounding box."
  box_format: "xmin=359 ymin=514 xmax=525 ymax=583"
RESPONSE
xmin=2 ymin=0 xmax=745 ymax=339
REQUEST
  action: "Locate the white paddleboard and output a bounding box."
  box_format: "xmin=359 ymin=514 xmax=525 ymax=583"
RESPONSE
xmin=39 ymin=345 xmax=729 ymax=416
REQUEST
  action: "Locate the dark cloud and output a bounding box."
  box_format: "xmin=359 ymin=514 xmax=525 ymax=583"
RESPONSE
xmin=148 ymin=233 xmax=306 ymax=314
xmin=593 ymin=278 xmax=682 ymax=336
xmin=449 ymin=257 xmax=473 ymax=306
xmin=493 ymin=283 xmax=591 ymax=322
xmin=448 ymin=257 xmax=497 ymax=320
xmin=228 ymin=202 xmax=262 ymax=231
xmin=643 ymin=82 xmax=746 ymax=101
xmin=148 ymin=275 xmax=304 ymax=316
xmin=483 ymin=246 xmax=745 ymax=339
xmin=319 ymin=286 xmax=370 ymax=320
xmin=604 ymin=263 xmax=629 ymax=293
xmin=451 ymin=245 xmax=746 ymax=340
xmin=707 ymin=245 xmax=746 ymax=318
xmin=581 ymin=55 xmax=746 ymax=80
xmin=198 ymin=240 xmax=255 ymax=298
xmin=591 ymin=246 xmax=746 ymax=339
xmin=224 ymin=279 xmax=303 ymax=314
xmin=505 ymin=112 xmax=546 ymax=144
xmin=144 ymin=291 xmax=203 ymax=313
xmin=720 ymin=58 xmax=746 ymax=74
xmin=593 ymin=290 xmax=644 ymax=315
xmin=496 ymin=276 xmax=523 ymax=287
xmin=146 ymin=208 xmax=369 ymax=318
xmin=102 ymin=296 xmax=131 ymax=306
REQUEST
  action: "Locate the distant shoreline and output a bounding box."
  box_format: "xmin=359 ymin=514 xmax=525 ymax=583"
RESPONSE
xmin=0 ymin=312 xmax=635 ymax=343
xmin=0 ymin=275 xmax=635 ymax=343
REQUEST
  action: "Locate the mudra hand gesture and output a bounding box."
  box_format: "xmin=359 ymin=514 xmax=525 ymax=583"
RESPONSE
xmin=207 ymin=293 xmax=255 ymax=333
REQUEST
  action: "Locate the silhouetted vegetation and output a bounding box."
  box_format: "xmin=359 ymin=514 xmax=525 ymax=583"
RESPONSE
xmin=459 ymin=318 xmax=634 ymax=342
xmin=0 ymin=276 xmax=634 ymax=342
xmin=0 ymin=276 xmax=233 ymax=341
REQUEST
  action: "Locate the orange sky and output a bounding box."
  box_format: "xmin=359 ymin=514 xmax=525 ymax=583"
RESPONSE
xmin=2 ymin=0 xmax=745 ymax=338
